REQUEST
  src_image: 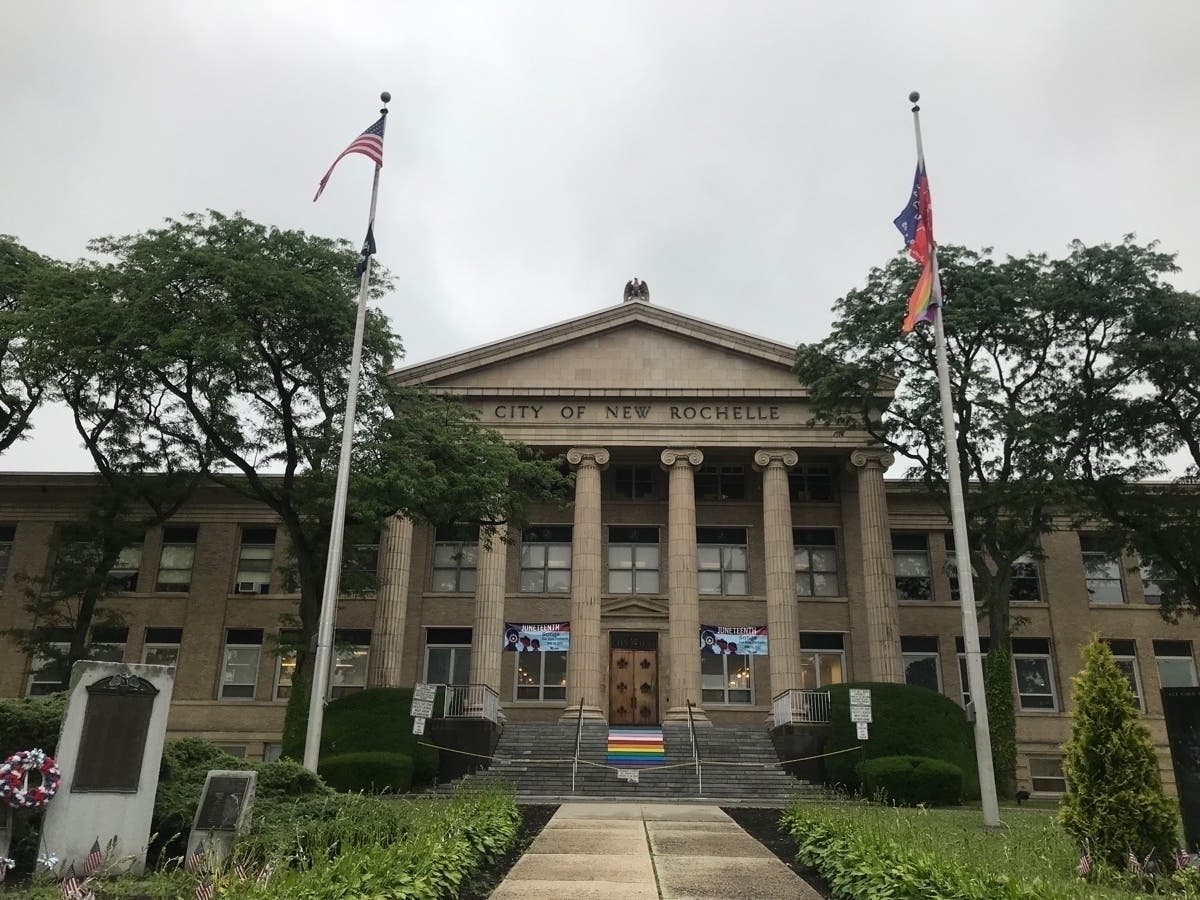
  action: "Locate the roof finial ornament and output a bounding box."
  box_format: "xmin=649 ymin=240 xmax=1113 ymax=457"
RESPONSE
xmin=623 ymin=277 xmax=650 ymax=303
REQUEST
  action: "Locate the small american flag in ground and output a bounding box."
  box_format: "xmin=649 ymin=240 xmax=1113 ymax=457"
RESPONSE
xmin=1077 ymin=849 xmax=1091 ymax=878
xmin=82 ymin=839 xmax=102 ymax=877
xmin=194 ymin=881 xmax=214 ymax=900
xmin=314 ymin=115 xmax=387 ymax=201
xmin=58 ymin=866 xmax=80 ymax=899
xmin=1177 ymin=847 xmax=1193 ymax=870
xmin=186 ymin=846 xmax=206 ymax=873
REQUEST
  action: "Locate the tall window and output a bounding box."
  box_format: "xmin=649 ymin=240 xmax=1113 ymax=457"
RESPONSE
xmin=697 ymin=527 xmax=748 ymax=595
xmin=27 ymin=628 xmax=71 ymax=696
xmin=1012 ymin=637 xmax=1057 ymax=711
xmin=515 ymin=648 xmax=567 ymax=701
xmin=794 ymin=528 xmax=839 ymax=597
xmin=788 ymin=466 xmax=834 ymax=502
xmin=340 ymin=535 xmax=380 ymax=594
xmin=1103 ymin=638 xmax=1144 ymax=711
xmin=432 ymin=525 xmax=478 ymax=592
xmin=1029 ymin=757 xmax=1067 ymax=795
xmin=1080 ymin=534 xmax=1125 ymax=604
xmin=1155 ymin=640 xmax=1198 ymax=688
xmin=702 ymin=652 xmax=753 ymax=704
xmin=88 ymin=626 xmax=128 ymax=663
xmin=235 ymin=527 xmax=276 ymax=594
xmin=798 ymin=633 xmax=845 ymax=688
xmin=695 ymin=465 xmax=745 ymax=501
xmin=157 ymin=526 xmax=198 ymax=592
xmin=141 ymin=627 xmax=182 ymax=667
xmin=52 ymin=528 xmax=94 ymax=592
xmin=947 ymin=533 xmax=1042 ymax=604
xmin=331 ymin=629 xmax=371 ymax=698
xmin=0 ymin=524 xmax=16 ymax=587
xmin=1140 ymin=563 xmax=1172 ymax=606
xmin=607 ymin=526 xmax=660 ymax=594
xmin=613 ymin=465 xmax=656 ymax=499
xmin=955 ymin=636 xmax=990 ymax=708
xmin=520 ymin=526 xmax=572 ymax=593
xmin=107 ymin=544 xmax=143 ymax=592
xmin=220 ymin=628 xmax=263 ymax=700
xmin=901 ymin=636 xmax=941 ymax=692
xmin=892 ymin=533 xmax=932 ymax=602
xmin=424 ymin=628 xmax=472 ymax=685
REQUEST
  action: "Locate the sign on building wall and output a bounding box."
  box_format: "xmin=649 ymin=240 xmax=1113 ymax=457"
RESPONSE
xmin=504 ymin=623 xmax=570 ymax=652
xmin=699 ymin=625 xmax=768 ymax=655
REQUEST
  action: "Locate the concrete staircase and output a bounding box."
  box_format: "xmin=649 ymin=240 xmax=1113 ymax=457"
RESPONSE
xmin=430 ymin=721 xmax=826 ymax=803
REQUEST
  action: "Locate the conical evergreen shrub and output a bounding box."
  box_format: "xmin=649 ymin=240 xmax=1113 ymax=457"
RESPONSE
xmin=1059 ymin=636 xmax=1177 ymax=869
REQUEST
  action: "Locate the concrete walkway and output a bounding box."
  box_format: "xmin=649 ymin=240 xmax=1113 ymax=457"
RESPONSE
xmin=490 ymin=802 xmax=821 ymax=900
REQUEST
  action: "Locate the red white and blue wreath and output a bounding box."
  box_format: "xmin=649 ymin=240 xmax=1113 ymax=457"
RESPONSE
xmin=0 ymin=749 xmax=61 ymax=809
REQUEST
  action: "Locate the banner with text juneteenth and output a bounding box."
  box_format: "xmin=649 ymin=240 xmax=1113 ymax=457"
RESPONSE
xmin=504 ymin=623 xmax=570 ymax=652
xmin=699 ymin=625 xmax=768 ymax=655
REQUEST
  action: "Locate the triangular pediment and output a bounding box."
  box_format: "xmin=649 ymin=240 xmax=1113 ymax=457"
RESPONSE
xmin=602 ymin=595 xmax=669 ymax=618
xmin=393 ymin=302 xmax=813 ymax=396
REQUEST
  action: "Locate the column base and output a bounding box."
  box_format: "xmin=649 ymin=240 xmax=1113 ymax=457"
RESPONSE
xmin=663 ymin=705 xmax=711 ymax=724
xmin=558 ymin=703 xmax=606 ymax=725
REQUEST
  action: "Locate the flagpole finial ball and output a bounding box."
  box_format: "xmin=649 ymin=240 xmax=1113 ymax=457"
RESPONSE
xmin=908 ymin=91 xmax=920 ymax=103
xmin=380 ymin=91 xmax=392 ymax=104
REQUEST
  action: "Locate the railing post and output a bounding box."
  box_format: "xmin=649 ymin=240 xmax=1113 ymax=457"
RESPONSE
xmin=571 ymin=696 xmax=584 ymax=795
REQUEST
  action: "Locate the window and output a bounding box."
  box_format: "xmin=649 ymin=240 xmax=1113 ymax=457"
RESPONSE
xmin=107 ymin=544 xmax=142 ymax=592
xmin=274 ymin=630 xmax=301 ymax=701
xmin=947 ymin=533 xmax=1042 ymax=604
xmin=1155 ymin=640 xmax=1198 ymax=688
xmin=0 ymin=524 xmax=15 ymax=586
xmin=341 ymin=537 xmax=380 ymax=593
xmin=220 ymin=629 xmax=263 ymax=700
xmin=218 ymin=745 xmax=248 ymax=759
xmin=1013 ymin=637 xmax=1057 ymax=711
xmin=788 ymin=466 xmax=834 ymax=502
xmin=794 ymin=529 xmax=839 ymax=597
xmin=702 ymin=652 xmax=753 ymax=704
xmin=697 ymin=527 xmax=748 ymax=596
xmin=1103 ymin=639 xmax=1144 ymax=710
xmin=892 ymin=533 xmax=932 ymax=602
xmin=88 ymin=626 xmax=128 ymax=663
xmin=695 ymin=465 xmax=745 ymax=501
xmin=157 ymin=526 xmax=197 ymax=592
xmin=432 ymin=525 xmax=478 ymax=593
xmin=515 ymin=648 xmax=567 ymax=701
xmin=520 ymin=526 xmax=572 ymax=593
xmin=607 ymin=526 xmax=660 ymax=594
xmin=1029 ymin=757 xmax=1067 ymax=795
xmin=51 ymin=530 xmax=95 ymax=592
xmin=901 ymin=636 xmax=941 ymax=692
xmin=424 ymin=628 xmax=472 ymax=685
xmin=331 ymin=629 xmax=371 ymax=698
xmin=955 ymin=636 xmax=990 ymax=708
xmin=1080 ymin=534 xmax=1125 ymax=604
xmin=1140 ymin=563 xmax=1172 ymax=606
xmin=799 ymin=633 xmax=846 ymax=688
xmin=263 ymin=743 xmax=283 ymax=763
xmin=26 ymin=628 xmax=71 ymax=697
xmin=141 ymin=627 xmax=182 ymax=667
xmin=235 ymin=527 xmax=276 ymax=594
xmin=613 ymin=465 xmax=656 ymax=499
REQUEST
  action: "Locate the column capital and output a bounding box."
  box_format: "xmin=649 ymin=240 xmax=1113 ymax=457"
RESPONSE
xmin=849 ymin=448 xmax=895 ymax=470
xmin=752 ymin=448 xmax=798 ymax=471
xmin=566 ymin=447 xmax=610 ymax=469
xmin=660 ymin=448 xmax=704 ymax=469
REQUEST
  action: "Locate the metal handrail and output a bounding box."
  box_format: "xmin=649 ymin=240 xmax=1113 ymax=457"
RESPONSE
xmin=686 ymin=699 xmax=702 ymax=795
xmin=570 ymin=697 xmax=584 ymax=795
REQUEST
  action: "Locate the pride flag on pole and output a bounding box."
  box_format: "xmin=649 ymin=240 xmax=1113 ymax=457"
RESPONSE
xmin=893 ymin=161 xmax=941 ymax=332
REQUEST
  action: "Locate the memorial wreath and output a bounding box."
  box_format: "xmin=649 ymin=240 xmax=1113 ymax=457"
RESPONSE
xmin=0 ymin=749 xmax=61 ymax=809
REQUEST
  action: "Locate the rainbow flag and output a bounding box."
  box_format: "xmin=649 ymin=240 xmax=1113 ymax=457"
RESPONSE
xmin=607 ymin=727 xmax=666 ymax=768
xmin=894 ymin=161 xmax=941 ymax=332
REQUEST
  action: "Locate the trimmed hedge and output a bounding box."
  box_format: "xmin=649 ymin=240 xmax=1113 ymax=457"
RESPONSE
xmin=0 ymin=693 xmax=66 ymax=757
xmin=860 ymin=755 xmax=963 ymax=806
xmin=825 ymin=682 xmax=979 ymax=799
xmin=316 ymin=687 xmax=440 ymax=787
xmin=319 ymin=751 xmax=414 ymax=794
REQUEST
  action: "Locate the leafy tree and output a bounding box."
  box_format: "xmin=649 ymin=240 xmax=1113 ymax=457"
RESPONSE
xmin=1060 ymin=636 xmax=1177 ymax=869
xmin=793 ymin=239 xmax=1178 ymax=796
xmin=79 ymin=212 xmax=570 ymax=701
xmin=0 ymin=236 xmax=57 ymax=455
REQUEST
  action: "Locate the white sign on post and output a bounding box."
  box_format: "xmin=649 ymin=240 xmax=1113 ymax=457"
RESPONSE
xmin=617 ymin=768 xmax=640 ymax=784
xmin=410 ymin=682 xmax=437 ymax=719
xmin=412 ymin=717 xmax=426 ymax=736
xmin=849 ymin=688 xmax=873 ymax=724
xmin=856 ymin=721 xmax=869 ymax=741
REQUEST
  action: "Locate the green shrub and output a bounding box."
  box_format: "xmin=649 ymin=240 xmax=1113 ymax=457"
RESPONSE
xmin=825 ymin=682 xmax=979 ymax=800
xmin=319 ymin=751 xmax=413 ymax=794
xmin=1059 ymin=637 xmax=1178 ymax=869
xmin=0 ymin=693 xmax=66 ymax=757
xmin=256 ymin=756 xmax=332 ymax=799
xmin=153 ymin=739 xmax=246 ymax=855
xmin=860 ymin=755 xmax=963 ymax=806
xmin=316 ymin=687 xmax=441 ymax=787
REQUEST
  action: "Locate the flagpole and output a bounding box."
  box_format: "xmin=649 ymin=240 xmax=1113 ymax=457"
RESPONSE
xmin=303 ymin=91 xmax=391 ymax=773
xmin=908 ymin=90 xmax=1001 ymax=828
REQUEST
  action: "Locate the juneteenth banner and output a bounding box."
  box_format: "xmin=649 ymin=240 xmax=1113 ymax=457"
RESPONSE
xmin=699 ymin=625 xmax=768 ymax=656
xmin=504 ymin=622 xmax=570 ymax=652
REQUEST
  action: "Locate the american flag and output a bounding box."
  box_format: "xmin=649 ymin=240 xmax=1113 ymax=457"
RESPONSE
xmin=58 ymin=866 xmax=80 ymax=899
xmin=1176 ymin=847 xmax=1193 ymax=870
xmin=82 ymin=839 xmax=103 ymax=877
xmin=185 ymin=845 xmax=207 ymax=873
xmin=314 ymin=115 xmax=386 ymax=202
xmin=194 ymin=881 xmax=214 ymax=900
xmin=1077 ymin=849 xmax=1091 ymax=878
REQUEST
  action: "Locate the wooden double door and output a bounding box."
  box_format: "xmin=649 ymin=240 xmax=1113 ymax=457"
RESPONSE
xmin=608 ymin=632 xmax=659 ymax=725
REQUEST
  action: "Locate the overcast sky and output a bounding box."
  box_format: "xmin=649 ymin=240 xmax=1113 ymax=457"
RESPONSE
xmin=4 ymin=1 xmax=1199 ymax=472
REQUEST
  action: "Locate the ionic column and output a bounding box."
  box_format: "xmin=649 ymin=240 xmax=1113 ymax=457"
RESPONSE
xmin=368 ymin=515 xmax=413 ymax=687
xmin=469 ymin=523 xmax=509 ymax=715
xmin=851 ymin=449 xmax=903 ymax=682
xmin=754 ymin=449 xmax=804 ymax=711
xmin=560 ymin=447 xmax=609 ymax=722
xmin=661 ymin=448 xmax=709 ymax=723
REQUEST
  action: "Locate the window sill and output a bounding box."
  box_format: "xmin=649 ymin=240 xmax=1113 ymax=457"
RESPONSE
xmin=1089 ymin=602 xmax=1156 ymax=610
xmin=506 ymin=700 xmax=568 ymax=707
xmin=425 ymin=592 xmax=476 ymax=599
xmin=797 ymin=596 xmax=849 ymax=604
xmin=516 ymin=593 xmax=572 ymax=599
xmin=1015 ymin=709 xmax=1061 ymax=716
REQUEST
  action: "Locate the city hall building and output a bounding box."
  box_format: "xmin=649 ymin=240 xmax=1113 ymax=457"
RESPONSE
xmin=1 ymin=290 xmax=1196 ymax=797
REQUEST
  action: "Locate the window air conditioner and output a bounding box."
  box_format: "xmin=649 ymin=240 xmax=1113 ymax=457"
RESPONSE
xmin=236 ymin=581 xmax=270 ymax=595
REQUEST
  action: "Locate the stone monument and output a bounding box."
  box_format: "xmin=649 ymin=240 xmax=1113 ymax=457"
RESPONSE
xmin=40 ymin=661 xmax=175 ymax=875
xmin=186 ymin=769 xmax=257 ymax=866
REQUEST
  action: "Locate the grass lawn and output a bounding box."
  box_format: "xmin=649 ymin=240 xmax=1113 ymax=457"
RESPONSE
xmin=786 ymin=801 xmax=1182 ymax=899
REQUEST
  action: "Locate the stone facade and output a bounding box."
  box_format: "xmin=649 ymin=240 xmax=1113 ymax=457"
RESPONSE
xmin=0 ymin=299 xmax=1197 ymax=798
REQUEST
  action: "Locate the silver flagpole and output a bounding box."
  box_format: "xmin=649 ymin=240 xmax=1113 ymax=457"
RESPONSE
xmin=303 ymin=91 xmax=391 ymax=772
xmin=908 ymin=90 xmax=1000 ymax=827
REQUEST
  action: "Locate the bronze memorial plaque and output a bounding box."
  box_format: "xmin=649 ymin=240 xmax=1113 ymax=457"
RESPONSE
xmin=195 ymin=775 xmax=253 ymax=831
xmin=72 ymin=674 xmax=159 ymax=793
